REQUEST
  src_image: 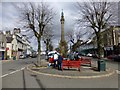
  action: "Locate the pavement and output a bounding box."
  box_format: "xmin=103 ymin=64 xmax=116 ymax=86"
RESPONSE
xmin=2 ymin=57 xmax=118 ymax=88
xmin=1 ymin=59 xmax=15 ymax=64
xmin=27 ymin=59 xmax=116 ymax=79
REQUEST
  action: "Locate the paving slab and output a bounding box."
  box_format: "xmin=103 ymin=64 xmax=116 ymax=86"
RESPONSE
xmin=27 ymin=61 xmax=115 ymax=79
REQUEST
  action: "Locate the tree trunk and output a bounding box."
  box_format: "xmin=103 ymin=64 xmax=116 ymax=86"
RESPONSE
xmin=37 ymin=37 xmax=41 ymax=66
xmin=96 ymin=32 xmax=104 ymax=59
xmin=47 ymin=39 xmax=49 ymax=52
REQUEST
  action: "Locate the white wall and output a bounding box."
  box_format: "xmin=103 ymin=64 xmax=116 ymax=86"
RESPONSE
xmin=6 ymin=43 xmax=12 ymax=59
xmin=12 ymin=38 xmax=18 ymax=51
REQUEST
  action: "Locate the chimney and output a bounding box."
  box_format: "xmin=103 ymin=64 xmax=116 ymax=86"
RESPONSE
xmin=6 ymin=31 xmax=11 ymax=36
xmin=13 ymin=28 xmax=21 ymax=34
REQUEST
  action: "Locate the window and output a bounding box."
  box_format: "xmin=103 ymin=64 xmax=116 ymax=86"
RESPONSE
xmin=16 ymin=45 xmax=17 ymax=50
xmin=1 ymin=42 xmax=4 ymax=48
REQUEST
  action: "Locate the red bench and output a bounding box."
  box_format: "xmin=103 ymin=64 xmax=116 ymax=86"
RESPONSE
xmin=49 ymin=57 xmax=54 ymax=63
xmin=80 ymin=58 xmax=91 ymax=66
xmin=62 ymin=60 xmax=81 ymax=71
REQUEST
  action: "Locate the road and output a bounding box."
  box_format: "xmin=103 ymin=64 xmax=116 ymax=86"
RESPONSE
xmin=1 ymin=57 xmax=119 ymax=89
xmin=2 ymin=58 xmax=36 ymax=76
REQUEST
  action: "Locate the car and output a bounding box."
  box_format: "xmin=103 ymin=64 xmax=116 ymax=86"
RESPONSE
xmin=87 ymin=53 xmax=93 ymax=57
xmin=78 ymin=52 xmax=86 ymax=56
xmin=92 ymin=54 xmax=99 ymax=58
xmin=41 ymin=51 xmax=46 ymax=55
xmin=19 ymin=55 xmax=26 ymax=59
xmin=47 ymin=51 xmax=59 ymax=58
xmin=31 ymin=54 xmax=37 ymax=58
xmin=113 ymin=55 xmax=120 ymax=62
xmin=46 ymin=53 xmax=54 ymax=62
xmin=48 ymin=51 xmax=59 ymax=55
xmin=46 ymin=51 xmax=59 ymax=62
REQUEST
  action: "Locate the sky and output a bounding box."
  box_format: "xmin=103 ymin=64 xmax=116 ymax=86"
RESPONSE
xmin=0 ymin=0 xmax=119 ymax=51
xmin=0 ymin=1 xmax=82 ymax=51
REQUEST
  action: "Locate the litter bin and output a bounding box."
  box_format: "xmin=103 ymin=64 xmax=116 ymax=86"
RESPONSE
xmin=98 ymin=60 xmax=106 ymax=71
xmin=13 ymin=56 xmax=16 ymax=60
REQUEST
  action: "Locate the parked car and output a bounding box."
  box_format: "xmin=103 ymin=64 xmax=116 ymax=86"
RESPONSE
xmin=41 ymin=51 xmax=46 ymax=55
xmin=92 ymin=54 xmax=99 ymax=58
xmin=31 ymin=54 xmax=37 ymax=58
xmin=107 ymin=55 xmax=117 ymax=60
xmin=87 ymin=53 xmax=93 ymax=57
xmin=113 ymin=55 xmax=120 ymax=62
xmin=78 ymin=53 xmax=86 ymax=56
xmin=46 ymin=53 xmax=54 ymax=62
xmin=19 ymin=55 xmax=26 ymax=59
xmin=46 ymin=51 xmax=59 ymax=62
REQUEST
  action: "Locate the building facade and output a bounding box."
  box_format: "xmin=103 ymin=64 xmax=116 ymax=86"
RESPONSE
xmin=79 ymin=26 xmax=120 ymax=56
xmin=102 ymin=26 xmax=120 ymax=56
xmin=0 ymin=31 xmax=6 ymax=60
xmin=5 ymin=28 xmax=32 ymax=59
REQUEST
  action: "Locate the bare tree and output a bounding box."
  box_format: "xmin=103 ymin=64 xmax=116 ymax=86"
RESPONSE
xmin=66 ymin=29 xmax=74 ymax=43
xmin=15 ymin=2 xmax=55 ymax=66
xmin=43 ymin=25 xmax=54 ymax=54
xmin=66 ymin=29 xmax=86 ymax=52
xmin=72 ymin=30 xmax=86 ymax=52
xmin=75 ymin=30 xmax=87 ymax=41
xmin=76 ymin=1 xmax=113 ymax=58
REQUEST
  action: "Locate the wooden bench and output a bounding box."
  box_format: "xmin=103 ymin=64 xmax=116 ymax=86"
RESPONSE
xmin=62 ymin=60 xmax=81 ymax=71
xmin=80 ymin=58 xmax=91 ymax=67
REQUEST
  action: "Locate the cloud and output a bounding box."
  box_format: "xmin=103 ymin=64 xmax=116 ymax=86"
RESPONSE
xmin=1 ymin=3 xmax=20 ymax=30
xmin=1 ymin=2 xmax=83 ymax=51
xmin=0 ymin=3 xmax=2 ymax=30
xmin=50 ymin=2 xmax=78 ymax=41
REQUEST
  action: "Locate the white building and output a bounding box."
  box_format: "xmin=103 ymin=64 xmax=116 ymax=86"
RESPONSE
xmin=0 ymin=31 xmax=6 ymax=60
xmin=22 ymin=35 xmax=32 ymax=56
xmin=6 ymin=28 xmax=32 ymax=59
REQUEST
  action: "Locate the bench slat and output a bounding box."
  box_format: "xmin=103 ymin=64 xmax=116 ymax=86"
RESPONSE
xmin=62 ymin=60 xmax=81 ymax=71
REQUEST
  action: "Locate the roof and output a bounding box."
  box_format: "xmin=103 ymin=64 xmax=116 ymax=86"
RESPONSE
xmin=6 ymin=37 xmax=13 ymax=43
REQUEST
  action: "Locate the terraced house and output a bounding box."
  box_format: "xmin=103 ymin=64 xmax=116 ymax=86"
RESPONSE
xmin=78 ymin=25 xmax=120 ymax=57
xmin=5 ymin=28 xmax=32 ymax=60
xmin=0 ymin=31 xmax=6 ymax=60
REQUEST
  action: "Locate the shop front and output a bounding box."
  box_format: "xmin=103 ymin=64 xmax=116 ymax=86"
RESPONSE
xmin=0 ymin=48 xmax=5 ymax=60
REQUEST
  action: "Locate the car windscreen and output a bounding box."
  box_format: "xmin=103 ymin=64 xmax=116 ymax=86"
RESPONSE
xmin=48 ymin=53 xmax=55 ymax=56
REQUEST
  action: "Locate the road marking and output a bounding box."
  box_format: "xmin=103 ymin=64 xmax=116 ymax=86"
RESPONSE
xmin=116 ymin=70 xmax=120 ymax=74
xmin=0 ymin=67 xmax=25 ymax=78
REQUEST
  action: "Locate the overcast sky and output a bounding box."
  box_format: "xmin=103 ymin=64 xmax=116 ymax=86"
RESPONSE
xmin=0 ymin=1 xmax=81 ymax=51
xmin=0 ymin=0 xmax=119 ymax=51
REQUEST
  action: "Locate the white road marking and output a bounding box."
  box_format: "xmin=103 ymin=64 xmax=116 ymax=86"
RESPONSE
xmin=116 ymin=70 xmax=120 ymax=74
xmin=0 ymin=67 xmax=25 ymax=78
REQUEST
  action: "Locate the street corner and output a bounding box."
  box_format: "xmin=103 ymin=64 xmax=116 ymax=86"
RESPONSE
xmin=26 ymin=64 xmax=116 ymax=79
